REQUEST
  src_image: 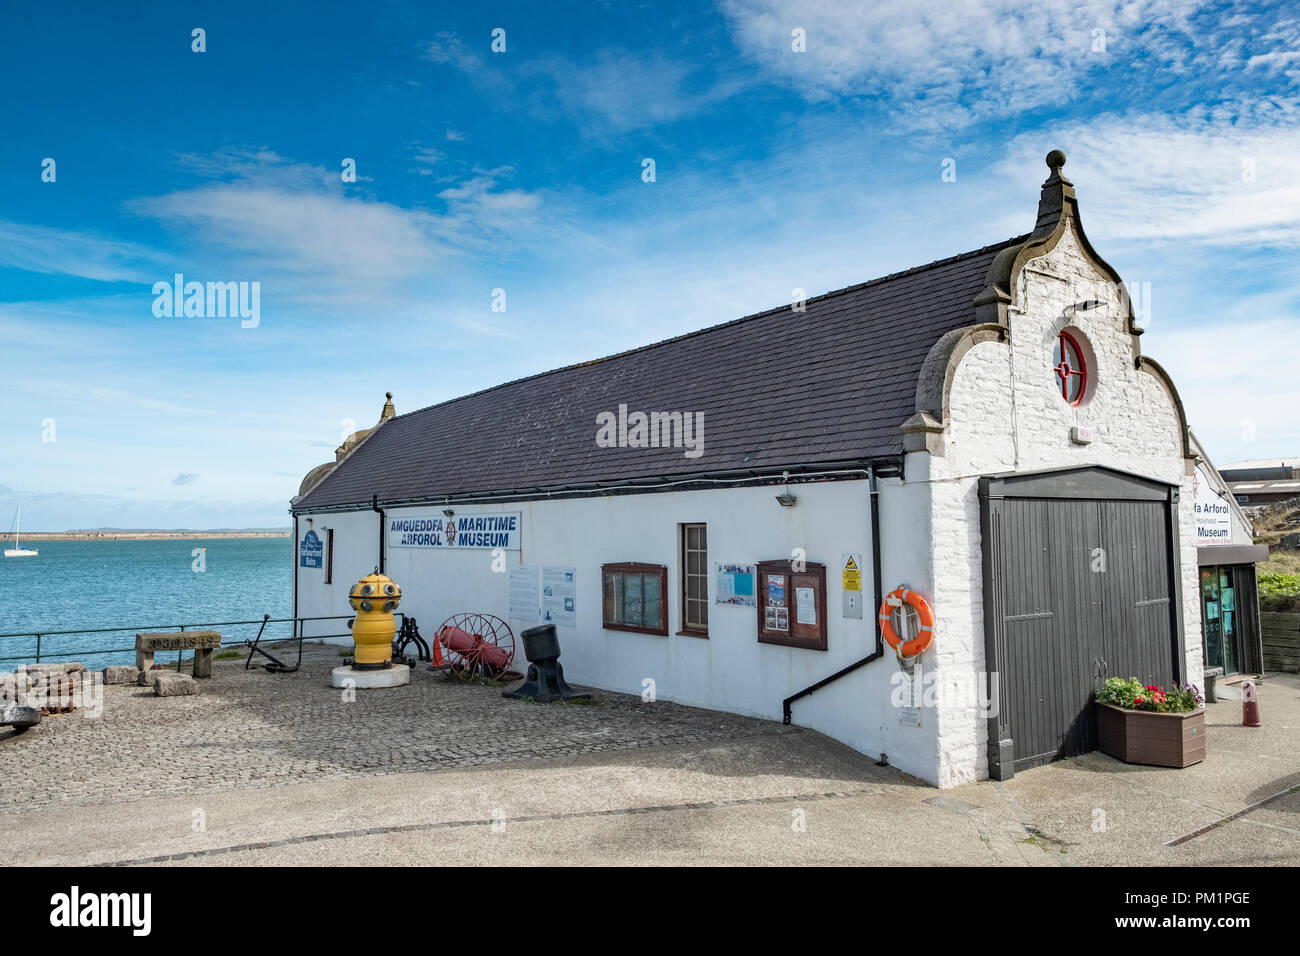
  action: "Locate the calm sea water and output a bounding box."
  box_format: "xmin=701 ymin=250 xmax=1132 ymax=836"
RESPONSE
xmin=0 ymin=538 xmax=291 ymax=669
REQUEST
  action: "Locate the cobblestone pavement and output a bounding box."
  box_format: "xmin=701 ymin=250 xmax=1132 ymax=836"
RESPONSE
xmin=0 ymin=643 xmax=793 ymax=813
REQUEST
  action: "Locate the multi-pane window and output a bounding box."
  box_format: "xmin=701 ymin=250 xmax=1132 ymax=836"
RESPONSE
xmin=680 ymin=523 xmax=708 ymax=635
xmin=602 ymin=563 xmax=668 ymax=635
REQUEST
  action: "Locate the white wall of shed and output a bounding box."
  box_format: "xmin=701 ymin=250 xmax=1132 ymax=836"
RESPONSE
xmin=296 ymin=476 xmax=949 ymax=785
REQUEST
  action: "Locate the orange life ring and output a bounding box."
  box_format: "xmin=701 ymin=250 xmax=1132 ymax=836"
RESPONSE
xmin=879 ymin=587 xmax=934 ymax=657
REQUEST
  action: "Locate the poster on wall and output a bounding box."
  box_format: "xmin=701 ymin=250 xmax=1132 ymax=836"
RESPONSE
xmin=764 ymin=606 xmax=789 ymax=632
xmin=1193 ymin=466 xmax=1233 ymax=546
xmin=299 ymin=530 xmax=323 ymax=568
xmin=387 ymin=512 xmax=522 ymax=551
xmin=714 ymin=563 xmax=756 ymax=606
xmin=767 ymin=574 xmax=786 ymax=606
xmin=508 ymin=565 xmax=540 ymax=623
xmin=541 ymin=566 xmax=577 ymax=628
xmin=795 ymin=587 xmax=817 ymax=626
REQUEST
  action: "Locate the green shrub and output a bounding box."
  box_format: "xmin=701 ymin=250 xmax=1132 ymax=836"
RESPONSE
xmin=1258 ymin=572 xmax=1300 ymax=613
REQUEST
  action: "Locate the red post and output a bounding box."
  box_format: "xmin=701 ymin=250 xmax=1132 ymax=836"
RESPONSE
xmin=1242 ymin=679 xmax=1261 ymax=728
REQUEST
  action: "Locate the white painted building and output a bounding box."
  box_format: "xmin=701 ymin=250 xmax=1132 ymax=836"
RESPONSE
xmin=293 ymin=152 xmax=1251 ymax=788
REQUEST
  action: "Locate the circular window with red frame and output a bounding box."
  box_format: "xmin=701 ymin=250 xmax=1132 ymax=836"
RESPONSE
xmin=1052 ymin=330 xmax=1089 ymax=406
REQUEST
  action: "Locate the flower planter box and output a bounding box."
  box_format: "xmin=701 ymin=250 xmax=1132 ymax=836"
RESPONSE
xmin=1095 ymin=702 xmax=1206 ymax=768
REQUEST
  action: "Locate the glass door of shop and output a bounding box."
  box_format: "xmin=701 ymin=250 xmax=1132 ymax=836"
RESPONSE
xmin=1201 ymin=566 xmax=1240 ymax=674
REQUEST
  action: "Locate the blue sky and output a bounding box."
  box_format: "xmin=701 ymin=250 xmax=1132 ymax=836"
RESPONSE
xmin=2 ymin=0 xmax=1298 ymax=529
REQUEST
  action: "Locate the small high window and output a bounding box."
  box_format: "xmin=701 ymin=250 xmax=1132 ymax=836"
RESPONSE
xmin=1052 ymin=330 xmax=1088 ymax=406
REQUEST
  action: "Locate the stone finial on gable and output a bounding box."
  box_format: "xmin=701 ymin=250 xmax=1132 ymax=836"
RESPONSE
xmin=381 ymin=391 xmax=396 ymax=421
xmin=974 ymin=148 xmax=1092 ymax=326
xmin=1032 ymin=150 xmax=1075 ymax=238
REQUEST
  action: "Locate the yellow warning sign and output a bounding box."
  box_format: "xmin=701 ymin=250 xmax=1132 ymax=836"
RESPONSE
xmin=841 ymin=553 xmax=862 ymax=592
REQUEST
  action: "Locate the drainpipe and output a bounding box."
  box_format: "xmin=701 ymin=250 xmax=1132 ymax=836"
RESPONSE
xmin=782 ymin=466 xmax=888 ymax=724
xmin=371 ymin=494 xmax=385 ymax=574
xmin=291 ymin=513 xmax=299 ymax=641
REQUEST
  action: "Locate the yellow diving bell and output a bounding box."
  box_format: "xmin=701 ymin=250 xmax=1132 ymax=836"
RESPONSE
xmin=348 ymin=571 xmax=401 ymax=669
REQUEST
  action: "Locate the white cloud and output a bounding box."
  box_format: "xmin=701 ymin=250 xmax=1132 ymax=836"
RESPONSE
xmin=411 ymin=145 xmax=446 ymax=177
xmin=427 ymin=31 xmax=482 ymax=72
xmin=437 ymin=167 xmax=540 ymax=221
xmin=1146 ymin=315 xmax=1300 ymax=460
xmin=425 ymin=32 xmax=511 ymax=94
xmin=423 ymin=32 xmax=748 ymax=134
xmin=992 ymin=111 xmax=1300 ymax=246
xmin=0 ymin=221 xmax=162 ymax=283
xmin=525 ymin=51 xmax=748 ymax=132
xmin=123 ymin=155 xmax=546 ymax=307
xmin=718 ymin=0 xmax=1281 ymax=126
xmin=135 ymin=184 xmax=445 ymax=284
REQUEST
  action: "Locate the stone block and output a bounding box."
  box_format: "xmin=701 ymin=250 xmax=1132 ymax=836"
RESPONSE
xmin=0 ymin=702 xmax=40 ymax=729
xmin=20 ymin=662 xmax=84 ymax=676
xmin=192 ymin=648 xmax=214 ymax=679
xmin=137 ymin=668 xmax=167 ymax=688
xmin=153 ymin=672 xmax=200 ymax=697
xmin=103 ymin=665 xmax=139 ymax=685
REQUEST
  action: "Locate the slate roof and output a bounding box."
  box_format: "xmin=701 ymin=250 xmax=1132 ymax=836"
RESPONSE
xmin=294 ymin=234 xmax=1028 ymax=512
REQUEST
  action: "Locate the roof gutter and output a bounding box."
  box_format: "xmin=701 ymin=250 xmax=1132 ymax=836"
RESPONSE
xmin=293 ymin=458 xmax=900 ymax=515
xmin=783 ymin=464 xmax=890 ymax=724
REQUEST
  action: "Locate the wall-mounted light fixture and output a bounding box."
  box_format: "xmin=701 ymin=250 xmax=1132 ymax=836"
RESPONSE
xmin=442 ymin=508 xmax=455 ymax=517
xmin=775 ymin=471 xmax=797 ymax=507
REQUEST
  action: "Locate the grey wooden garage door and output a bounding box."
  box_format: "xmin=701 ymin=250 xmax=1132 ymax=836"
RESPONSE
xmin=979 ymin=467 xmax=1184 ymax=778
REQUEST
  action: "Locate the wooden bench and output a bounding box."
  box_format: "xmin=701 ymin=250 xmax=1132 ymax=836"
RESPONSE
xmin=136 ymin=631 xmax=222 ymax=678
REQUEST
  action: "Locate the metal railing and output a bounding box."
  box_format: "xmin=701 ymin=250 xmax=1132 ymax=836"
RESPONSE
xmin=0 ymin=614 xmax=376 ymax=667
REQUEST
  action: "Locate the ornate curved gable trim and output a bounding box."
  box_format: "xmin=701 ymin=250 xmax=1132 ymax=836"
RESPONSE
xmin=911 ymin=151 xmax=1192 ymax=461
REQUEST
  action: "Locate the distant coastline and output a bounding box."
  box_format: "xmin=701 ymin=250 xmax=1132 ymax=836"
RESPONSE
xmin=18 ymin=530 xmax=291 ymax=541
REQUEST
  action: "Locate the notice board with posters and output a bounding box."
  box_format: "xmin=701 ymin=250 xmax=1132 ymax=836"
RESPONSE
xmin=756 ymin=559 xmax=827 ymax=651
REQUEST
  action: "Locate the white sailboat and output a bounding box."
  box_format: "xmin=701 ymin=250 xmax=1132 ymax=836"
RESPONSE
xmin=4 ymin=505 xmax=38 ymax=557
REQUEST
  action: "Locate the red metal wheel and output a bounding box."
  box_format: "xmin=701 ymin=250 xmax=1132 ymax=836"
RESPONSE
xmin=436 ymin=613 xmax=516 ymax=679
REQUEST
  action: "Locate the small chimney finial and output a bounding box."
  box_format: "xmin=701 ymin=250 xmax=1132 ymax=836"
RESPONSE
xmin=1046 ymin=149 xmax=1066 ymax=172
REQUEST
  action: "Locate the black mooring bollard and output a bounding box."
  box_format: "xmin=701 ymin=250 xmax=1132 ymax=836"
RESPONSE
xmin=502 ymin=624 xmax=590 ymax=703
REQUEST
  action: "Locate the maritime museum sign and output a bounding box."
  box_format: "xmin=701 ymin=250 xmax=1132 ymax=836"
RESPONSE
xmin=387 ymin=512 xmax=522 ymax=551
